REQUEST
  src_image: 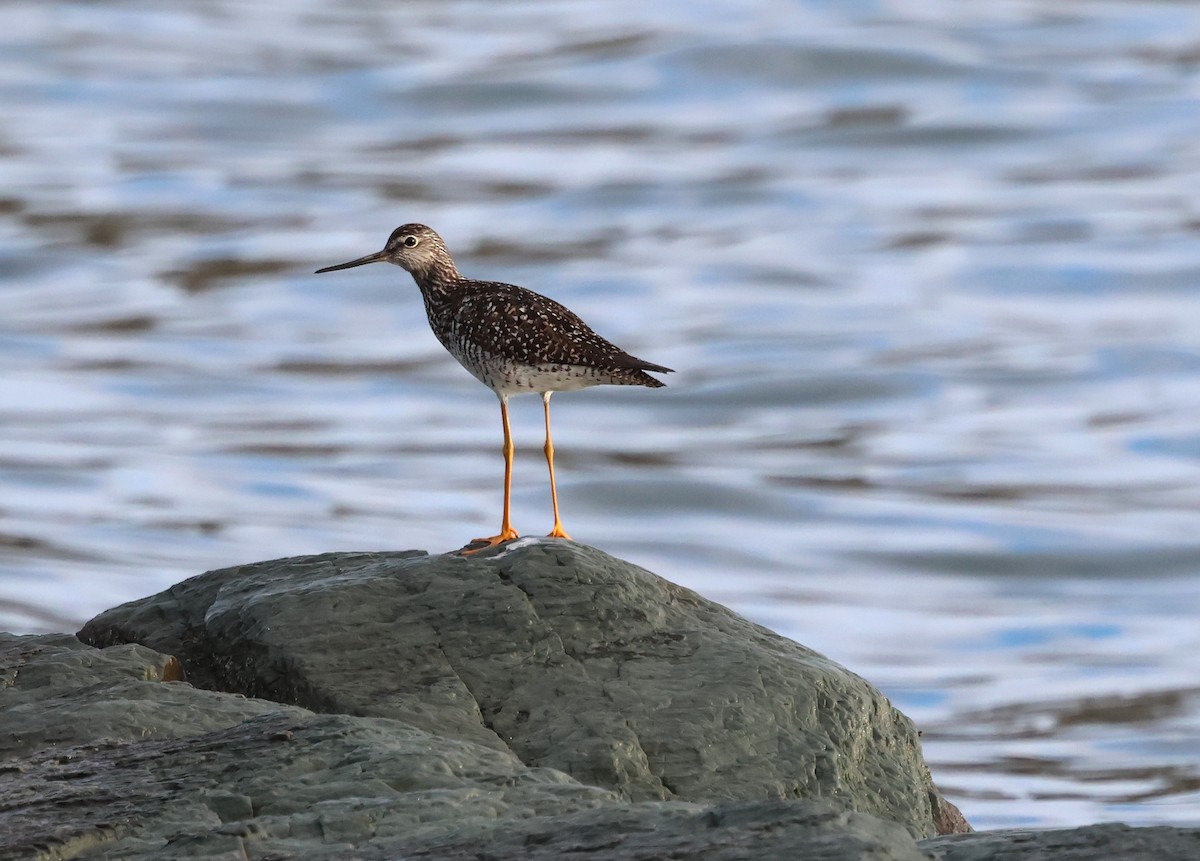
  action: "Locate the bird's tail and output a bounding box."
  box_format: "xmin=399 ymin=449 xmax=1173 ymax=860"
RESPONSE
xmin=616 ymin=355 xmax=673 ymax=387
xmin=633 ymin=363 xmax=672 ymax=388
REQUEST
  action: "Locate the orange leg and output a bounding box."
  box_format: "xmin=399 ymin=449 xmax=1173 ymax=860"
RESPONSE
xmin=543 ymin=392 xmax=572 ymax=540
xmin=466 ymin=395 xmax=519 ymax=551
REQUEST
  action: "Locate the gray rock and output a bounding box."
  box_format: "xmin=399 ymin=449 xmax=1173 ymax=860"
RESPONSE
xmin=400 ymin=800 xmax=938 ymax=861
xmin=78 ymin=540 xmax=955 ymax=838
xmin=3 ymin=543 xmax=1195 ymax=860
xmin=922 ymin=823 xmax=1200 ymax=860
xmin=1 ymin=708 xmax=626 ymax=861
xmin=0 ymin=633 xmax=928 ymax=861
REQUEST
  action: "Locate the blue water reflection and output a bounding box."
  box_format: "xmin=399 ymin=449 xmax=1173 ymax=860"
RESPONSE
xmin=1 ymin=0 xmax=1199 ymax=831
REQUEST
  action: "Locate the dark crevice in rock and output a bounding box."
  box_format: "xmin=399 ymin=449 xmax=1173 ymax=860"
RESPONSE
xmin=428 ymin=632 xmax=511 ymax=756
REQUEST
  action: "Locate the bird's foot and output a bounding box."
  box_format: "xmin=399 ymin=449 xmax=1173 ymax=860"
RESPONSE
xmin=459 ymin=528 xmax=520 ymax=556
xmin=546 ymin=523 xmax=572 ymax=541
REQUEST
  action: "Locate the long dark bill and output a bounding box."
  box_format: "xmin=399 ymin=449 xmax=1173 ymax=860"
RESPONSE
xmin=315 ymin=249 xmax=388 ymax=274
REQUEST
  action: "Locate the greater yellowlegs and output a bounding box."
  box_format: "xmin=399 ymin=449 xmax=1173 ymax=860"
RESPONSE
xmin=316 ymin=224 xmax=672 ymax=550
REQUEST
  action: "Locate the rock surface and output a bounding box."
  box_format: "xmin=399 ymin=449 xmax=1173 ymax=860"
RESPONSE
xmin=78 ymin=540 xmax=951 ymax=838
xmin=0 ymin=678 xmax=934 ymax=860
xmin=5 ymin=539 xmax=1192 ymax=859
xmin=926 ymin=823 xmax=1200 ymax=861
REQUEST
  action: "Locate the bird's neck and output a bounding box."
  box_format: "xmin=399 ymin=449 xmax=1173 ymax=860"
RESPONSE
xmin=409 ymin=258 xmax=462 ymax=298
xmin=409 ymin=259 xmax=464 ymax=321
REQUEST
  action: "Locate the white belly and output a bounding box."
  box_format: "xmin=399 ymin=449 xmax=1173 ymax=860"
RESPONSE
xmin=465 ymin=353 xmax=608 ymax=396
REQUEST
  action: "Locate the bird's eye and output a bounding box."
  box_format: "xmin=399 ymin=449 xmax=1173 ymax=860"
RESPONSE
xmin=403 ymin=236 xmax=418 ymax=248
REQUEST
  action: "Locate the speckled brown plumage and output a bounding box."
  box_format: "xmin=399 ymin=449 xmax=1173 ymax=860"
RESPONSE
xmin=316 ymin=222 xmax=672 ymax=550
xmin=320 ymin=223 xmax=671 ymax=394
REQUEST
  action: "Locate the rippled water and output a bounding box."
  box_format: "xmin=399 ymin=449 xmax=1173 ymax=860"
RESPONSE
xmin=4 ymin=0 xmax=1200 ymax=831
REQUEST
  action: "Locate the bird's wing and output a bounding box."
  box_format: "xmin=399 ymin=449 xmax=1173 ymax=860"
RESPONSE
xmin=458 ymin=281 xmax=664 ymax=372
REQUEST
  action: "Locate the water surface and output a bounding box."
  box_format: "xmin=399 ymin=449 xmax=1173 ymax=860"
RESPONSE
xmin=3 ymin=0 xmax=1200 ymax=830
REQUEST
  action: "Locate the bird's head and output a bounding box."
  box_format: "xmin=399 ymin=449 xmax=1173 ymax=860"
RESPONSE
xmin=315 ymin=223 xmax=456 ymax=280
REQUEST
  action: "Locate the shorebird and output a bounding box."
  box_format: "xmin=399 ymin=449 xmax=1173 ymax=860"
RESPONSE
xmin=316 ymin=224 xmax=672 ymax=551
